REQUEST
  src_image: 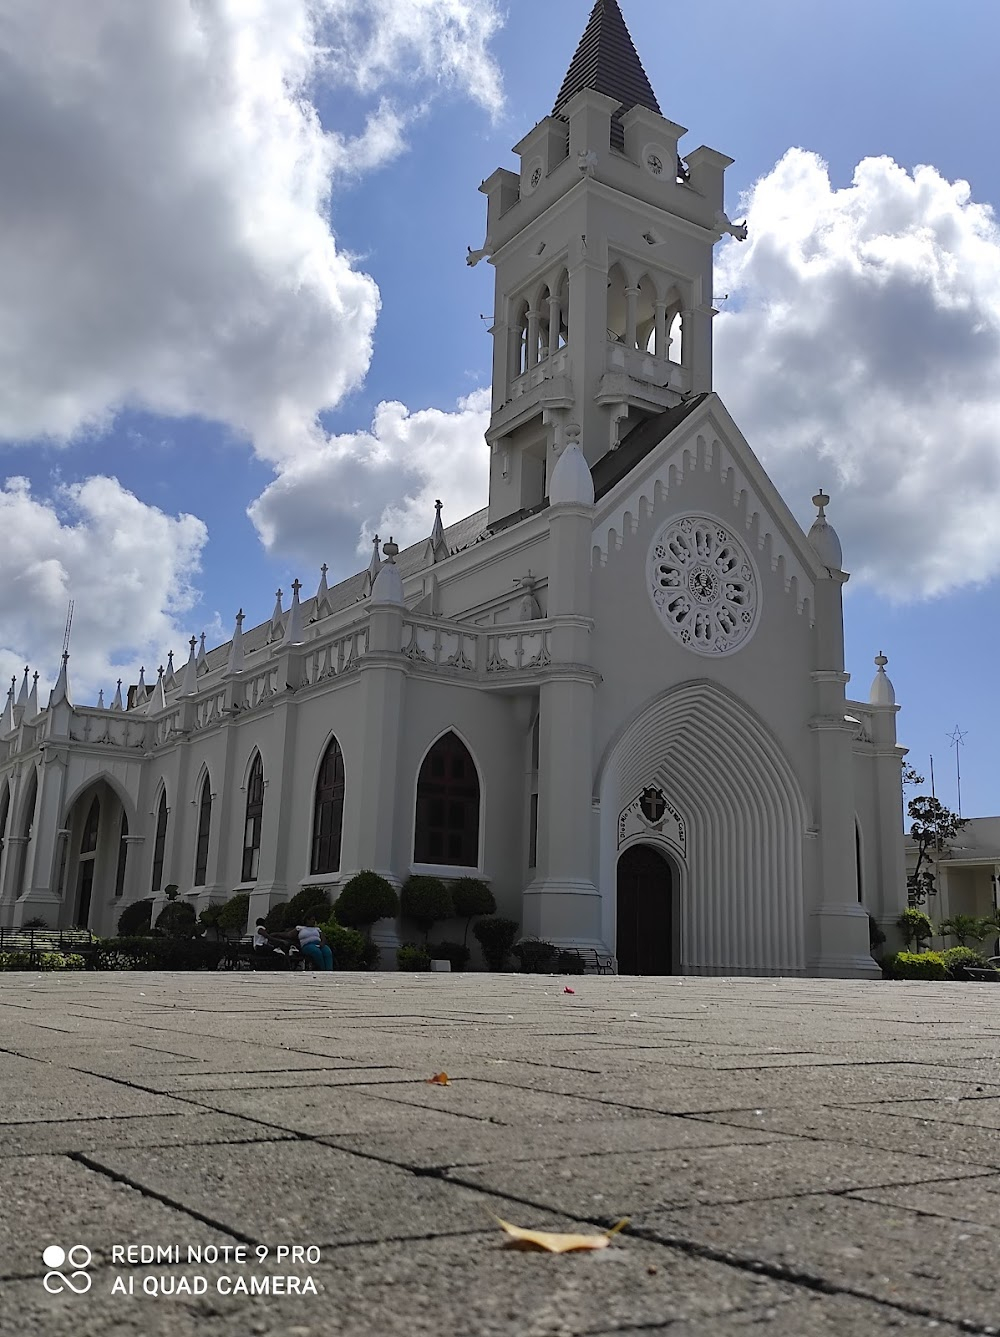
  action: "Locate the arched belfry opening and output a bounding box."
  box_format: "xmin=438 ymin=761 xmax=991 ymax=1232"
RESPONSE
xmin=616 ymin=844 xmax=675 ymax=975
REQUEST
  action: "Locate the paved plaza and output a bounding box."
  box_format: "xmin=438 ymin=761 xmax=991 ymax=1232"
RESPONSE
xmin=2 ymin=973 xmax=1000 ymax=1335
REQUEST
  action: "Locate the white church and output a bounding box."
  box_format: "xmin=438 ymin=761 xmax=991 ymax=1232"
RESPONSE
xmin=0 ymin=0 xmax=909 ymax=976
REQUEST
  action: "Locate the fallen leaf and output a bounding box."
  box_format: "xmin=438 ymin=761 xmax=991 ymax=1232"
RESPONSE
xmin=563 ymin=987 xmax=575 ymax=994
xmin=427 ymin=1072 xmax=450 ymax=1085
xmin=495 ymin=1217 xmax=628 ymax=1254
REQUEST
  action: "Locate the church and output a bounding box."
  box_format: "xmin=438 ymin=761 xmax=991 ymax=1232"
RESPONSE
xmin=0 ymin=0 xmax=909 ymax=976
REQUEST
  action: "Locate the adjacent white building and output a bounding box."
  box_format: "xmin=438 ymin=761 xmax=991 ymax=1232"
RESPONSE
xmin=0 ymin=0 xmax=909 ymax=975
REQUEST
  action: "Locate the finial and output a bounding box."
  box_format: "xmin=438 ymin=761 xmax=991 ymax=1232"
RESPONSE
xmin=189 ymin=635 xmax=197 ymax=652
xmin=97 ymin=689 xmax=105 ymax=709
xmin=430 ymin=501 xmax=449 ymax=563
xmin=291 ymin=578 xmax=301 ymax=596
xmin=321 ymin=562 xmax=328 ymax=575
xmin=112 ymin=678 xmax=123 ymax=711
xmin=236 ymin=609 xmax=244 ymax=628
xmin=282 ymin=578 xmax=305 ymax=645
xmin=812 ymin=489 xmax=830 ymax=518
xmin=875 ymin=651 xmax=888 ymax=669
xmin=869 ymin=649 xmax=895 ymax=707
xmin=383 ymin=537 xmax=399 ymax=563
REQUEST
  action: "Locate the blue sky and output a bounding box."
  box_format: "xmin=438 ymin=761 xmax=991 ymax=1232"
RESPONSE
xmin=1 ymin=0 xmax=998 ymax=816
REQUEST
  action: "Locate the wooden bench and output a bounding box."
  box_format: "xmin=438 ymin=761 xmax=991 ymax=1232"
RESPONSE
xmin=0 ymin=927 xmax=97 ymax=968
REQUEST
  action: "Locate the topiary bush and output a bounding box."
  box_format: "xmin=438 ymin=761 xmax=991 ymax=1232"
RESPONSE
xmin=217 ymin=892 xmax=251 ymax=937
xmin=401 ymin=875 xmax=453 ymax=943
xmin=396 ymin=943 xmax=431 ymax=971
xmin=117 ymin=898 xmax=154 ymax=937
xmin=429 ymin=940 xmax=470 ymax=971
xmin=199 ymin=905 xmax=224 ymax=939
xmin=334 ymin=871 xmax=399 ymax=938
xmin=451 ymin=876 xmax=496 ymax=945
xmin=512 ymin=939 xmax=558 ymax=973
xmin=883 ymin=950 xmax=950 ymax=980
xmin=473 ymin=916 xmax=519 ymax=971
xmin=319 ymin=920 xmax=380 ymax=970
xmin=154 ymin=900 xmax=199 ymax=938
xmin=896 ymin=908 xmax=934 ymax=952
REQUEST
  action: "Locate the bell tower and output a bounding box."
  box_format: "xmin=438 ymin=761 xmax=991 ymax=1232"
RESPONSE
xmin=478 ymin=0 xmax=738 ymax=524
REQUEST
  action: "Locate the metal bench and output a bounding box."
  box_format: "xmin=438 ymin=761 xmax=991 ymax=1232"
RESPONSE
xmin=560 ymin=947 xmax=616 ymax=975
xmin=219 ymin=936 xmax=303 ymax=971
xmin=0 ymin=926 xmax=97 ymax=968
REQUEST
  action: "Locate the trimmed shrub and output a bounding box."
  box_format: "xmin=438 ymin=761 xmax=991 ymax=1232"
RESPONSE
xmin=512 ymin=939 xmax=558 ymax=973
xmin=319 ymin=920 xmax=380 ymax=970
xmin=0 ymin=951 xmax=85 ymax=971
xmin=154 ymin=900 xmax=199 ymax=938
xmin=451 ymin=876 xmax=496 ymax=945
xmin=401 ymin=876 xmax=453 ymax=943
xmin=199 ymin=905 xmax=224 ymax=939
xmin=216 ymin=892 xmax=251 ymax=936
xmin=883 ymin=950 xmax=949 ymax=980
xmin=23 ymin=916 xmax=50 ymax=929
xmin=92 ymin=937 xmax=228 ymax=970
xmin=473 ymin=916 xmax=519 ymax=971
xmin=556 ymin=950 xmax=586 ymax=975
xmin=896 ymin=908 xmax=934 ymax=951
xmin=396 ymin=942 xmax=431 ymax=971
xmin=941 ymin=946 xmax=995 ymax=979
xmin=334 ymin=871 xmax=399 ymax=937
xmin=266 ymin=886 xmax=333 ymax=933
xmin=429 ymin=940 xmax=471 ymax=971
xmin=117 ymin=898 xmax=154 ymax=937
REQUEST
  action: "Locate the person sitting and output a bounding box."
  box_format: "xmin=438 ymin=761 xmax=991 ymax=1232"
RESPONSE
xmin=274 ymin=914 xmax=334 ymax=971
xmin=252 ymin=918 xmax=288 ymax=966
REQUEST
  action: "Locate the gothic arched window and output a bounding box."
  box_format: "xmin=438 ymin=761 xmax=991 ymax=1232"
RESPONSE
xmin=414 ymin=731 xmax=480 ymax=867
xmin=115 ymin=812 xmax=128 ymax=898
xmin=0 ymin=782 xmax=9 ymax=882
xmin=311 ymin=738 xmax=345 ymax=875
xmin=151 ymin=791 xmax=167 ymax=892
xmin=194 ymin=775 xmax=212 ymax=886
xmin=242 ymin=754 xmax=264 ymax=882
xmin=80 ymin=797 xmax=100 ymax=855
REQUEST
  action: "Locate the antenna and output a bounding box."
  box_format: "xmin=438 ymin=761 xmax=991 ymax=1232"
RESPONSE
xmin=929 ymin=755 xmax=935 ymax=799
xmin=62 ymin=600 xmax=75 ymax=656
xmin=948 ymin=725 xmax=968 ymax=817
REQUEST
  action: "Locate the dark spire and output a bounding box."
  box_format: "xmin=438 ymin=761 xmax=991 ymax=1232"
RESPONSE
xmin=552 ymin=0 xmax=661 ymax=126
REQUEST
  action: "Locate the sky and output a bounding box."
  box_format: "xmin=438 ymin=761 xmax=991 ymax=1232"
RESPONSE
xmin=1 ymin=0 xmax=998 ymax=817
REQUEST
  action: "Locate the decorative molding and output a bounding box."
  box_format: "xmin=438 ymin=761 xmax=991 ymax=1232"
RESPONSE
xmin=647 ymin=513 xmax=759 ymax=657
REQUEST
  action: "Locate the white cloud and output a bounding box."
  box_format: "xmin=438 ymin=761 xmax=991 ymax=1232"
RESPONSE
xmin=715 ymin=149 xmax=1000 ymax=600
xmin=249 ymin=388 xmax=490 ymax=568
xmin=0 ymin=477 xmax=207 ymax=703
xmin=0 ymin=0 xmax=502 ymax=462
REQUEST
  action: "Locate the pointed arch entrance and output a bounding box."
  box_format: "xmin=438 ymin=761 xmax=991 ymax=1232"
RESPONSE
xmin=616 ymin=844 xmax=674 ymax=975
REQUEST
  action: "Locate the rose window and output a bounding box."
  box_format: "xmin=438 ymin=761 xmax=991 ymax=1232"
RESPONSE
xmin=647 ymin=515 xmax=760 ymax=656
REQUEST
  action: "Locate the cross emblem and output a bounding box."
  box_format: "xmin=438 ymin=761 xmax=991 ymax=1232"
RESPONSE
xmin=640 ymin=787 xmax=666 ymax=823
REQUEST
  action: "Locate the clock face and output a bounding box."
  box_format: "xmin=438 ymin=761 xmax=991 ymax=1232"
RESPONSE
xmin=530 ymin=166 xmax=542 ymax=188
xmin=647 ymin=515 xmax=760 ymax=656
xmin=524 ymin=158 xmax=543 ymax=194
xmin=646 ymin=153 xmax=663 ymax=176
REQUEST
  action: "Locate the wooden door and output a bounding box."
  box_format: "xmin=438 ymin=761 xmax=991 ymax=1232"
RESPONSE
xmin=616 ymin=844 xmax=672 ymax=975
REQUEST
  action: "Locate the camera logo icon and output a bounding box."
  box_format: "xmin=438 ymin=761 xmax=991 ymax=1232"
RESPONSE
xmin=42 ymin=1244 xmax=93 ymax=1295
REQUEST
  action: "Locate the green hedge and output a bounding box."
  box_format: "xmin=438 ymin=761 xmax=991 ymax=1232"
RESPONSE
xmin=883 ymin=950 xmax=950 ymax=980
xmin=92 ymin=937 xmax=228 ymax=971
xmin=0 ymin=951 xmax=86 ymax=971
xmin=396 ymin=943 xmax=431 ymax=971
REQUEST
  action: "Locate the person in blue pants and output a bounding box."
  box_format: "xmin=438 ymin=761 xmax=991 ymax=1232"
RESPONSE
xmin=278 ymin=914 xmax=334 ymax=970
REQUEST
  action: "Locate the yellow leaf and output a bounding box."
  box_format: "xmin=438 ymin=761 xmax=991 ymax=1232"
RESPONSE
xmin=427 ymin=1071 xmax=450 ymax=1085
xmin=494 ymin=1217 xmax=628 ymax=1254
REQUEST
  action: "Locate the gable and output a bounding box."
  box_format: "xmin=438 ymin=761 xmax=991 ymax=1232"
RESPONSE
xmin=591 ymin=394 xmax=825 ymax=622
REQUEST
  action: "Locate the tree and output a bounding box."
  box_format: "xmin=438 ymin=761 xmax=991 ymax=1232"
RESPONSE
xmin=451 ymin=876 xmax=496 ymax=946
xmin=906 ymin=795 xmax=967 ymax=907
xmin=896 ymin=908 xmax=934 ymax=952
xmin=938 ymin=914 xmax=993 ymax=948
xmin=217 ymin=892 xmax=251 ymax=937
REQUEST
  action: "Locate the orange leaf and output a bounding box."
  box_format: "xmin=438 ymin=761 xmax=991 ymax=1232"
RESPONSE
xmin=427 ymin=1071 xmax=450 ymax=1085
xmin=495 ymin=1217 xmax=628 ymax=1254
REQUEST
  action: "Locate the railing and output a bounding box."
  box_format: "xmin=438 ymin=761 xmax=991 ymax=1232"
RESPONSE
xmin=153 ymin=707 xmax=184 ymax=746
xmin=845 ymin=702 xmax=874 ymax=743
xmin=302 ymin=624 xmax=369 ymax=686
xmin=484 ymin=626 xmax=551 ymax=673
xmin=605 ymin=340 xmax=687 ymax=391
xmin=510 ymin=346 xmax=570 ymax=399
xmin=195 ymin=687 xmax=228 ymax=731
xmin=68 ymin=710 xmax=145 ymax=749
xmin=402 ymin=619 xmax=478 ymax=673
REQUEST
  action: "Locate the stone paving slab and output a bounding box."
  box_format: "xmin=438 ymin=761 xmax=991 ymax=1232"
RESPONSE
xmin=694 ymin=1103 xmax=1000 ymax=1168
xmin=4 ymin=973 xmax=1000 ymax=1336
xmin=650 ymin=1192 xmax=1000 ymax=1330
